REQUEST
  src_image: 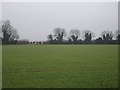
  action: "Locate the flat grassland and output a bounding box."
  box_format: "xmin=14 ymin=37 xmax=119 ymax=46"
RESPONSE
xmin=2 ymin=45 xmax=118 ymax=88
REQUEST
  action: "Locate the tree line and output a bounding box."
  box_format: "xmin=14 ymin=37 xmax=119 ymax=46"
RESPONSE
xmin=0 ymin=20 xmax=120 ymax=45
xmin=47 ymin=27 xmax=120 ymax=44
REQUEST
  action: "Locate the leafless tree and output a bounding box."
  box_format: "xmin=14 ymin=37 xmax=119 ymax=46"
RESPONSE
xmin=53 ymin=27 xmax=66 ymax=41
xmin=47 ymin=34 xmax=53 ymax=41
xmin=82 ymin=30 xmax=95 ymax=42
xmin=69 ymin=29 xmax=80 ymax=42
xmin=2 ymin=20 xmax=19 ymax=44
xmin=101 ymin=30 xmax=113 ymax=41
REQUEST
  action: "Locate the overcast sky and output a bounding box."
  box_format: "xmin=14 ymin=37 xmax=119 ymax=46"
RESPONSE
xmin=2 ymin=2 xmax=118 ymax=41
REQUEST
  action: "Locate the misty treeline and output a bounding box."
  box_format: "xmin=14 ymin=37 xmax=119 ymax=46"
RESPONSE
xmin=47 ymin=27 xmax=120 ymax=44
xmin=0 ymin=20 xmax=120 ymax=45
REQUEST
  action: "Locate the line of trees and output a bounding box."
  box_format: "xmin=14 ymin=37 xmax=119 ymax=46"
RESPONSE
xmin=0 ymin=20 xmax=120 ymax=45
xmin=47 ymin=27 xmax=120 ymax=44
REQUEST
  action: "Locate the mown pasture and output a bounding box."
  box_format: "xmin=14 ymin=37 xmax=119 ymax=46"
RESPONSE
xmin=2 ymin=45 xmax=118 ymax=88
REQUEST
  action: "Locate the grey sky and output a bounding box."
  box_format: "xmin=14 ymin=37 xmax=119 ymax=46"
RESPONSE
xmin=2 ymin=2 xmax=118 ymax=41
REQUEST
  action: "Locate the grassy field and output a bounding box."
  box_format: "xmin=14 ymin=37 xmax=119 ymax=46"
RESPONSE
xmin=2 ymin=45 xmax=118 ymax=88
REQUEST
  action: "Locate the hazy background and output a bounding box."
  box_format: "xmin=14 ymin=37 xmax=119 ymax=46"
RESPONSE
xmin=2 ymin=2 xmax=118 ymax=41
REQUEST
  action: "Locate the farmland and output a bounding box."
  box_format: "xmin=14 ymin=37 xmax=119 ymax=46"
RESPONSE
xmin=2 ymin=45 xmax=118 ymax=88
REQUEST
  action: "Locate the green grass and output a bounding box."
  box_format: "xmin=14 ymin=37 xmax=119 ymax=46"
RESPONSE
xmin=2 ymin=45 xmax=118 ymax=88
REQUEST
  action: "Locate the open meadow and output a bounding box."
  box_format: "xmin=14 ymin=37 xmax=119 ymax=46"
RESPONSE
xmin=2 ymin=45 xmax=118 ymax=88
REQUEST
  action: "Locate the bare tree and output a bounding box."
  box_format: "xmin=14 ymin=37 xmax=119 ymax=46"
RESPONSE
xmin=2 ymin=20 xmax=19 ymax=44
xmin=53 ymin=27 xmax=66 ymax=42
xmin=47 ymin=34 xmax=53 ymax=41
xmin=101 ymin=31 xmax=113 ymax=41
xmin=83 ymin=30 xmax=94 ymax=43
xmin=115 ymin=30 xmax=120 ymax=40
xmin=69 ymin=29 xmax=80 ymax=42
xmin=9 ymin=28 xmax=19 ymax=41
